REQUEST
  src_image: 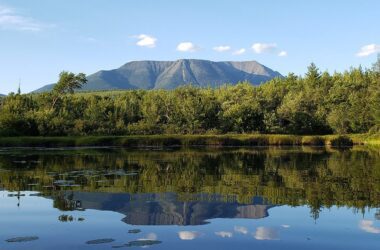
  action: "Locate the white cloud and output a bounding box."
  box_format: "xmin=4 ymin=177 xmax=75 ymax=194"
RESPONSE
xmin=234 ymin=226 xmax=248 ymax=234
xmin=0 ymin=5 xmax=47 ymax=31
xmin=133 ymin=34 xmax=157 ymax=48
xmin=232 ymin=48 xmax=246 ymax=55
xmin=215 ymin=231 xmax=233 ymax=238
xmin=253 ymin=227 xmax=278 ymax=240
xmin=252 ymin=43 xmax=278 ymax=54
xmin=213 ymin=45 xmax=231 ymax=52
xmin=278 ymin=51 xmax=288 ymax=57
xmin=281 ymin=224 xmax=290 ymax=228
xmin=359 ymin=220 xmax=380 ymax=234
xmin=176 ymin=42 xmax=199 ymax=52
xmin=178 ymin=231 xmax=199 ymax=240
xmin=356 ymin=44 xmax=380 ymax=57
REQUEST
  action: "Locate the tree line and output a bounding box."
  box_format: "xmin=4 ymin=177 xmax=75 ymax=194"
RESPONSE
xmin=0 ymin=60 xmax=379 ymax=136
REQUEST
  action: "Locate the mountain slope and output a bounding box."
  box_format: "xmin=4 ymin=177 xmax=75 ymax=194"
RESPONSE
xmin=33 ymin=84 xmax=55 ymax=93
xmin=34 ymin=59 xmax=282 ymax=92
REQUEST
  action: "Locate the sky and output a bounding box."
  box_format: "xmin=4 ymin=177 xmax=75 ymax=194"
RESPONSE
xmin=0 ymin=0 xmax=379 ymax=94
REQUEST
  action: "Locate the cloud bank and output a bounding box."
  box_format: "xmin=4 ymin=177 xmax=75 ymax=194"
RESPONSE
xmin=0 ymin=5 xmax=47 ymax=31
xmin=176 ymin=42 xmax=199 ymax=52
xmin=252 ymin=43 xmax=278 ymax=54
xmin=278 ymin=51 xmax=288 ymax=57
xmin=213 ymin=45 xmax=231 ymax=52
xmin=356 ymin=44 xmax=380 ymax=57
xmin=178 ymin=231 xmax=199 ymax=240
xmin=232 ymin=48 xmax=246 ymax=55
xmin=134 ymin=34 xmax=157 ymax=48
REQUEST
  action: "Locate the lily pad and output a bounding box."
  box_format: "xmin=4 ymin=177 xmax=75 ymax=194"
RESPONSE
xmin=125 ymin=172 xmax=138 ymax=176
xmin=6 ymin=236 xmax=39 ymax=243
xmin=128 ymin=229 xmax=141 ymax=234
xmin=29 ymin=193 xmax=42 ymax=196
xmin=86 ymin=238 xmax=115 ymax=244
xmin=53 ymin=180 xmax=75 ymax=185
xmin=7 ymin=193 xmax=25 ymax=197
xmin=111 ymin=240 xmax=162 ymax=249
xmin=126 ymin=240 xmax=162 ymax=247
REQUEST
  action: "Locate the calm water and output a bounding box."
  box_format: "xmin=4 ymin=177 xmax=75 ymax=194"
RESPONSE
xmin=0 ymin=146 xmax=379 ymax=250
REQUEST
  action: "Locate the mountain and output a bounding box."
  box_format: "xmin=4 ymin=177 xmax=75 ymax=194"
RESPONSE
xmin=34 ymin=59 xmax=282 ymax=92
xmin=0 ymin=94 xmax=5 ymax=97
xmin=53 ymin=191 xmax=276 ymax=226
xmin=34 ymin=84 xmax=55 ymax=93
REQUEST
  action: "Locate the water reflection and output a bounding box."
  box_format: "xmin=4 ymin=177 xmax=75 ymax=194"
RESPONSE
xmin=359 ymin=220 xmax=380 ymax=234
xmin=54 ymin=191 xmax=274 ymax=225
xmin=178 ymin=231 xmax=200 ymax=240
xmin=254 ymin=227 xmax=278 ymax=240
xmin=0 ymin=146 xmax=379 ymax=249
xmin=1 ymin=147 xmax=379 ymax=219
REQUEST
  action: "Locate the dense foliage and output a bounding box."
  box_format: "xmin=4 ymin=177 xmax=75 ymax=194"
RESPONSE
xmin=0 ymin=61 xmax=379 ymax=136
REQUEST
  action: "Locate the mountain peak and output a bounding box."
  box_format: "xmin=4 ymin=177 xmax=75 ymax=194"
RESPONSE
xmin=33 ymin=59 xmax=282 ymax=93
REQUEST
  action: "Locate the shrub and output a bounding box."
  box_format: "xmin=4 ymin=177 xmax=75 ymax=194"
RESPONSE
xmin=302 ymin=136 xmax=325 ymax=146
xmin=328 ymin=136 xmax=353 ymax=147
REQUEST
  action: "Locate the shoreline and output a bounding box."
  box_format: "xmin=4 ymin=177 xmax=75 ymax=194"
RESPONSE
xmin=0 ymin=134 xmax=378 ymax=148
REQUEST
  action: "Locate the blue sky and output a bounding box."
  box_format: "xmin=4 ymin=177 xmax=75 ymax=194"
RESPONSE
xmin=0 ymin=0 xmax=379 ymax=94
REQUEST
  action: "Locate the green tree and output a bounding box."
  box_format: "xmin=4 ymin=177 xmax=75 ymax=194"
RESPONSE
xmin=51 ymin=71 xmax=87 ymax=109
xmin=305 ymin=63 xmax=321 ymax=85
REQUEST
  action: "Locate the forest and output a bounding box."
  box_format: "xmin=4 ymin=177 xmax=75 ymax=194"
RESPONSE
xmin=0 ymin=59 xmax=379 ymax=137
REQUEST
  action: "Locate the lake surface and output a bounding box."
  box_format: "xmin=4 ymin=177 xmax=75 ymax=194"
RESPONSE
xmin=0 ymin=146 xmax=379 ymax=250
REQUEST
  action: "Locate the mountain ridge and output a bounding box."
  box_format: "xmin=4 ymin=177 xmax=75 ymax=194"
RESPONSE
xmin=34 ymin=59 xmax=282 ymax=92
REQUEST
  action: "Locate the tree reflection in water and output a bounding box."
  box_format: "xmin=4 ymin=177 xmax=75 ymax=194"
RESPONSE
xmin=0 ymin=146 xmax=379 ymax=224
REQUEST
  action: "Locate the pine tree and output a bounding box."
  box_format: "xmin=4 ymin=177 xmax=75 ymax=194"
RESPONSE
xmin=305 ymin=63 xmax=321 ymax=84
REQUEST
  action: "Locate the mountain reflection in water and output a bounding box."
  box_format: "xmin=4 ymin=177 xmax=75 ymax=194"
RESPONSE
xmin=54 ymin=192 xmax=274 ymax=225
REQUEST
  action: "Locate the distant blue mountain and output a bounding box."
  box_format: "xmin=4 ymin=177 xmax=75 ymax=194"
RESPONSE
xmin=34 ymin=59 xmax=282 ymax=92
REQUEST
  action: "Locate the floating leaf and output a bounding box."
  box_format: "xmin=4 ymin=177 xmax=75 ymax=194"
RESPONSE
xmin=128 ymin=229 xmax=141 ymax=234
xmin=126 ymin=240 xmax=162 ymax=247
xmin=86 ymin=238 xmax=115 ymax=244
xmin=6 ymin=236 xmax=39 ymax=243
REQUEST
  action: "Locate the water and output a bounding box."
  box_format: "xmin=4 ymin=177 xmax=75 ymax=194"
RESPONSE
xmin=0 ymin=146 xmax=379 ymax=249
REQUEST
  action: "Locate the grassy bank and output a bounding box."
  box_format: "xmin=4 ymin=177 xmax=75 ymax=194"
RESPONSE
xmin=0 ymin=134 xmax=378 ymax=148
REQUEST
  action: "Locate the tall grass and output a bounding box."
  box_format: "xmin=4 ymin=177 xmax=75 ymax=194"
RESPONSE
xmin=0 ymin=134 xmax=369 ymax=148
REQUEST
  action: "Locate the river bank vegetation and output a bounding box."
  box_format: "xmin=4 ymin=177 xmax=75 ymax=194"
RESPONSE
xmin=0 ymin=134 xmax=378 ymax=147
xmin=0 ymin=60 xmax=379 ymax=138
